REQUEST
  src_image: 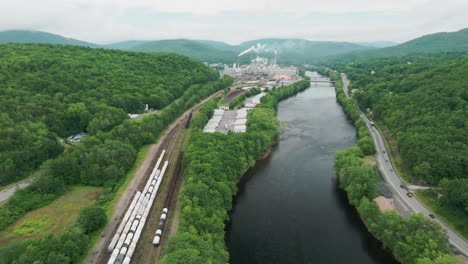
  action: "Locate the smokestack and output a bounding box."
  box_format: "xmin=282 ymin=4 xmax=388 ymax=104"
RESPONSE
xmin=274 ymin=49 xmax=278 ymax=66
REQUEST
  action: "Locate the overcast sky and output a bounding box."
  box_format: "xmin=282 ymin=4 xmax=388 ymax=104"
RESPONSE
xmin=1 ymin=0 xmax=467 ymax=44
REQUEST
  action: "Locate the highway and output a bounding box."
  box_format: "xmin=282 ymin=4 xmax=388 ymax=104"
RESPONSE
xmin=341 ymin=73 xmax=468 ymax=257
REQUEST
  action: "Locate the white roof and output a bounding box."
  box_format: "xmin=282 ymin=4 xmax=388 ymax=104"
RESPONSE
xmin=203 ymin=127 xmax=216 ymax=133
xmin=251 ymin=93 xmax=266 ymax=104
xmin=234 ymin=119 xmax=247 ymax=125
xmin=211 ymin=116 xmax=223 ymax=122
xmin=213 ymin=109 xmax=224 ymax=116
xmin=236 ymin=112 xmax=247 ymax=119
xmin=207 ymin=120 xmax=219 ymax=128
xmin=233 ymin=125 xmax=246 ymax=133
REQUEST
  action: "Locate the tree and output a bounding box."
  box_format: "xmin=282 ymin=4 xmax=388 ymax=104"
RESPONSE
xmin=76 ymin=206 xmax=106 ymax=234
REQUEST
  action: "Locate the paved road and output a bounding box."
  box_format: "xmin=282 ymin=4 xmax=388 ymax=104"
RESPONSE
xmin=0 ymin=177 xmax=34 ymax=204
xmin=341 ymin=73 xmax=468 ymax=257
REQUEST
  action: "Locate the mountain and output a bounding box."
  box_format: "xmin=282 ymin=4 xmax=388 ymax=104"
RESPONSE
xmin=104 ymin=40 xmax=149 ymax=50
xmin=330 ymin=28 xmax=468 ymax=62
xmin=0 ymin=30 xmax=97 ymax=47
xmin=355 ymin=41 xmax=398 ymax=48
xmin=130 ymin=38 xmax=375 ymax=65
xmin=381 ymin=28 xmax=468 ymax=55
xmin=195 ymin=40 xmax=236 ymax=51
xmin=236 ymin=38 xmax=374 ymax=64
xmin=130 ymin=39 xmax=238 ymax=63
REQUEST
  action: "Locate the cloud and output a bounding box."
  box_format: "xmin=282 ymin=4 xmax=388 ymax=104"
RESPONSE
xmin=0 ymin=0 xmax=466 ymax=43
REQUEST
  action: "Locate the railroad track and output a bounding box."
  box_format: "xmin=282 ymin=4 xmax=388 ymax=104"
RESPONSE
xmin=88 ymin=88 xmax=225 ymax=264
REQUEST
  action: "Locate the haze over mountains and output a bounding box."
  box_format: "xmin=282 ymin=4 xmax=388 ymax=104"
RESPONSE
xmin=1 ymin=29 xmax=467 ymax=64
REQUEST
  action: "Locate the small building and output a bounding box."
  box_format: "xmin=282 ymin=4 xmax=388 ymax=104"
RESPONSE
xmin=372 ymin=196 xmax=395 ymax=212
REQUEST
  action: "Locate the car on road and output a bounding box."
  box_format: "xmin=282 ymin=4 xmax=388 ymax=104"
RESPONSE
xmin=383 ymin=150 xmax=386 ymax=153
xmin=429 ymin=214 xmax=435 ymax=219
xmin=406 ymin=192 xmax=413 ymax=198
xmin=400 ymin=184 xmax=405 ymax=188
xmin=390 ymin=168 xmax=393 ymax=172
xmin=385 ymin=159 xmax=389 ymax=162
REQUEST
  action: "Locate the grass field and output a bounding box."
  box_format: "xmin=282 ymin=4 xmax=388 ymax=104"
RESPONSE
xmin=414 ymin=190 xmax=468 ymax=240
xmin=0 ymin=185 xmax=102 ymax=247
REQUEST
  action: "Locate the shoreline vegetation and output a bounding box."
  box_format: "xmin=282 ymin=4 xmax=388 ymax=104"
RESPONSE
xmin=326 ymin=69 xmax=458 ymax=264
xmin=160 ymin=74 xmax=310 ymax=263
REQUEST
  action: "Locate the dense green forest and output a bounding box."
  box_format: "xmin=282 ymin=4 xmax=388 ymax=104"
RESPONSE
xmin=330 ymin=56 xmax=467 ymax=185
xmin=0 ymin=43 xmax=219 ymax=186
xmin=0 ymin=72 xmax=233 ymax=264
xmin=326 ymin=56 xmax=467 ymax=235
xmin=160 ymin=79 xmax=310 ymax=263
xmin=330 ymin=72 xmax=457 ymax=264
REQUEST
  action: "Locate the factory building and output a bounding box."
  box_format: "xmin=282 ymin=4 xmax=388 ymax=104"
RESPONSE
xmin=222 ymin=44 xmax=299 ymax=78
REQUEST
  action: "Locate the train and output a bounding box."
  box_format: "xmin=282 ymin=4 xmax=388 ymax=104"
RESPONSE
xmin=107 ymin=150 xmax=168 ymax=264
xmin=185 ymin=112 xmax=193 ymax=129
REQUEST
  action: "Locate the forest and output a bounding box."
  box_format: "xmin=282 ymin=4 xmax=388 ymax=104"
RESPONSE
xmin=331 ymin=73 xmax=457 ymax=264
xmin=328 ymin=56 xmax=467 ymax=236
xmin=0 ymin=43 xmax=219 ymax=186
xmin=0 ymin=43 xmax=234 ymax=263
xmin=329 ymin=55 xmax=467 ymax=183
xmin=160 ymin=79 xmax=310 ymax=263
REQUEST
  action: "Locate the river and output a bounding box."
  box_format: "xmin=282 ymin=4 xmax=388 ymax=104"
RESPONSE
xmin=226 ymin=72 xmax=397 ymax=264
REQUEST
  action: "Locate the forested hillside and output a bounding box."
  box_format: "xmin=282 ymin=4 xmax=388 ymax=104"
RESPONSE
xmin=330 ymin=56 xmax=467 ymax=233
xmin=327 ymin=28 xmax=468 ymax=63
xmin=0 ymin=30 xmax=96 ymax=47
xmin=130 ymin=39 xmax=238 ymax=63
xmin=341 ymin=56 xmax=467 ymax=184
xmin=0 ymin=42 xmax=233 ymax=262
xmin=0 ymin=43 xmax=219 ymax=186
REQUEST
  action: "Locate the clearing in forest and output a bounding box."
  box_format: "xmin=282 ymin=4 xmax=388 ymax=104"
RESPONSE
xmin=0 ymin=185 xmax=102 ymax=247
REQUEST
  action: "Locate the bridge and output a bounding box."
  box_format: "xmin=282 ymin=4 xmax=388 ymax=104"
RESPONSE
xmin=310 ymin=78 xmax=335 ymax=87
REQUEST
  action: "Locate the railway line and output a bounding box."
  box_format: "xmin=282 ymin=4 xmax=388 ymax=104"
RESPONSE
xmin=87 ymin=88 xmax=225 ymax=264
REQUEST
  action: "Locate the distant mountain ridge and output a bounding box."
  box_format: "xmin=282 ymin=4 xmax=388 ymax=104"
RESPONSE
xmin=129 ymin=39 xmax=238 ymax=63
xmin=329 ymin=28 xmax=468 ymax=62
xmin=354 ymin=41 xmax=398 ymax=48
xmin=0 ymin=30 xmax=97 ymax=47
xmin=1 ymin=29 xmax=467 ymax=64
xmin=103 ymin=40 xmax=150 ymax=50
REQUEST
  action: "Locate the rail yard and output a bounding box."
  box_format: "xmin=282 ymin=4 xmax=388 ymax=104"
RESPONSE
xmin=86 ymin=89 xmax=224 ymax=264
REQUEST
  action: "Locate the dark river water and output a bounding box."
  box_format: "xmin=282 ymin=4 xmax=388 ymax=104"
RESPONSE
xmin=226 ymin=72 xmax=398 ymax=264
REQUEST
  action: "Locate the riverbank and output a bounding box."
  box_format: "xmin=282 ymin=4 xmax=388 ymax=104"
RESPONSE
xmin=227 ymin=71 xmax=398 ymax=264
xmin=160 ymin=78 xmax=310 ymax=263
xmin=327 ymin=69 xmax=459 ymax=264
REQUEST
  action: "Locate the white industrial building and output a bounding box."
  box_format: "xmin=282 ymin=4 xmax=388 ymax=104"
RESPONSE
xmin=222 ymin=44 xmax=299 ymax=77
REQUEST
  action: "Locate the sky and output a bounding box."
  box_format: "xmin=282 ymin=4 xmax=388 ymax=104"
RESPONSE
xmin=0 ymin=0 xmax=467 ymax=44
